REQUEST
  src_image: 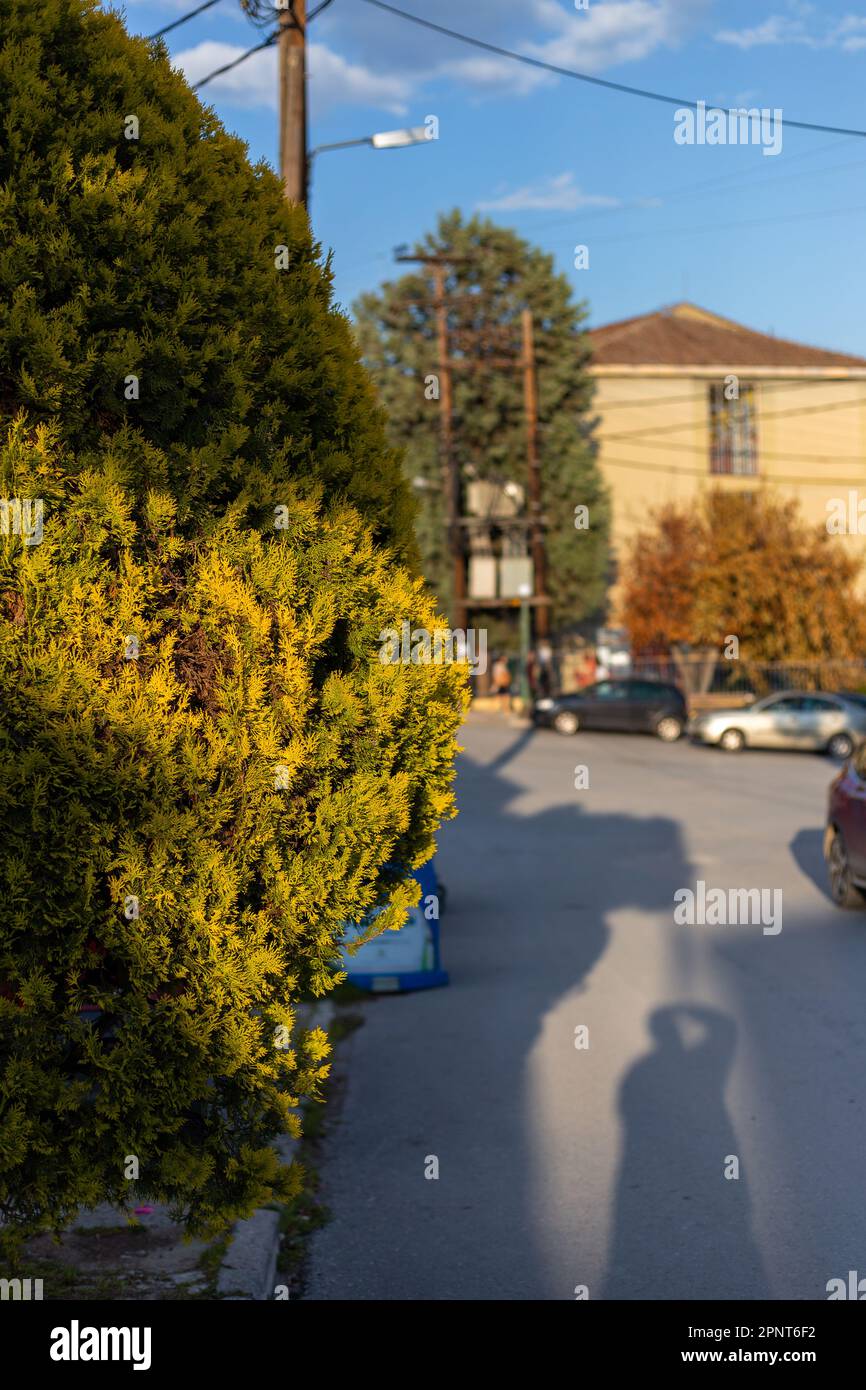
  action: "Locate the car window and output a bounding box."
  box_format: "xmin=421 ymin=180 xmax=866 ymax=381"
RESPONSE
xmin=630 ymin=681 xmax=667 ymax=700
xmin=592 ymin=681 xmax=628 ymax=700
xmin=800 ymin=696 xmax=842 ymax=712
xmin=763 ymin=696 xmax=804 ymax=712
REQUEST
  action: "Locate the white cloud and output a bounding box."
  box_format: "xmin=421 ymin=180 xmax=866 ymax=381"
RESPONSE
xmin=307 ymin=44 xmax=411 ymax=116
xmin=168 ymin=0 xmax=715 ymax=119
xmin=173 ymin=40 xmax=277 ymax=109
xmin=716 ymin=10 xmax=866 ymax=51
xmin=715 ymin=16 xmax=814 ymax=48
xmin=833 ymin=16 xmax=866 ymax=51
xmin=477 ymin=171 xmax=620 ymax=212
xmin=524 ymin=0 xmax=711 ymax=74
xmin=173 ymin=39 xmax=411 ymax=116
xmin=307 ymin=0 xmax=712 ymax=103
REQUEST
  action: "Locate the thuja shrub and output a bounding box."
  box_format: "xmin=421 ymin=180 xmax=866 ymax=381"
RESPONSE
xmin=0 ymin=423 xmax=467 ymax=1252
xmin=0 ymin=0 xmax=416 ymax=560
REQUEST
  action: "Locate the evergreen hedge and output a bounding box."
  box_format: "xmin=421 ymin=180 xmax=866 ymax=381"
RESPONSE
xmin=0 ymin=421 xmax=465 ymax=1250
xmin=0 ymin=0 xmax=416 ymax=558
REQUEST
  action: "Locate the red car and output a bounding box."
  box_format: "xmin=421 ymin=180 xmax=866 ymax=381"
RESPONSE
xmin=825 ymin=747 xmax=866 ymax=907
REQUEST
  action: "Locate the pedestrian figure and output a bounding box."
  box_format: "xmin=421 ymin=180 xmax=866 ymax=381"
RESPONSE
xmin=577 ymin=649 xmax=597 ymax=689
xmin=526 ymin=648 xmax=538 ymax=700
xmin=536 ymin=641 xmax=553 ymax=699
xmin=492 ymin=653 xmax=512 ymax=712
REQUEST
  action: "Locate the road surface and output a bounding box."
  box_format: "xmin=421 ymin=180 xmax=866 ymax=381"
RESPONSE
xmin=304 ymin=712 xmax=866 ymax=1300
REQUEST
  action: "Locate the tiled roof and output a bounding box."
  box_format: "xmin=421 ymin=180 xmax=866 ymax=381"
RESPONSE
xmin=588 ymin=302 xmax=866 ymax=369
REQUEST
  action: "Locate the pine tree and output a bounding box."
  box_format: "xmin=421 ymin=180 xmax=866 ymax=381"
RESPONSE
xmin=353 ymin=211 xmax=609 ymax=632
xmin=0 ymin=0 xmax=416 ymax=559
xmin=0 ymin=420 xmax=466 ymax=1251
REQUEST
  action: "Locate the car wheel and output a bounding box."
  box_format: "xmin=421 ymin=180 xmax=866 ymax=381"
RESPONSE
xmin=827 ymin=828 xmax=865 ymax=908
xmin=719 ymin=728 xmax=745 ymax=752
xmin=656 ymin=715 xmax=683 ymax=743
xmin=553 ymin=709 xmax=580 ymax=736
xmin=827 ymin=732 xmax=854 ymax=760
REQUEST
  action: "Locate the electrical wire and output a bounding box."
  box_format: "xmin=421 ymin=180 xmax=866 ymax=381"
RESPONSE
xmin=193 ymin=30 xmax=279 ymax=89
xmin=596 ymin=454 xmax=866 ymax=487
xmin=357 ymin=0 xmax=866 ymax=140
xmin=598 ymin=393 xmax=866 ymax=442
xmin=148 ymin=0 xmax=223 ymax=41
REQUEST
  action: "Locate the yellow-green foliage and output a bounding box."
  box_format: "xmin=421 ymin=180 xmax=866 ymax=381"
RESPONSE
xmin=0 ymin=421 xmax=467 ymax=1251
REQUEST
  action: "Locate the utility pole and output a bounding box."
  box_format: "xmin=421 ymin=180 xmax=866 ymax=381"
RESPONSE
xmin=432 ymin=263 xmax=468 ymax=634
xmin=279 ymin=0 xmax=307 ymax=204
xmin=396 ymin=253 xmax=469 ymax=632
xmin=521 ymin=307 xmax=549 ymax=639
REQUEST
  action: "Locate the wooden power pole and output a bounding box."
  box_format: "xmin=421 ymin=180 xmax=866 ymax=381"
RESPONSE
xmin=279 ymin=1 xmax=307 ymax=204
xmin=432 ymin=263 xmax=468 ymax=634
xmin=395 ymin=252 xmax=468 ymax=632
xmin=521 ymin=307 xmax=549 ymax=638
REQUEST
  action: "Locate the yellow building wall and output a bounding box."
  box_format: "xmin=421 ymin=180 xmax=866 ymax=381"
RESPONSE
xmin=591 ymin=370 xmax=866 ymax=615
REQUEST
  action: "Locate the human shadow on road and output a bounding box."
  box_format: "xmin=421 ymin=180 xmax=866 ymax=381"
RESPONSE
xmin=789 ymin=827 xmax=829 ymax=900
xmin=304 ymin=722 xmax=766 ymax=1301
xmin=694 ymin=904 xmax=866 ymax=1298
xmin=603 ymin=1004 xmax=769 ymax=1299
xmin=432 ymin=726 xmax=760 ymax=1299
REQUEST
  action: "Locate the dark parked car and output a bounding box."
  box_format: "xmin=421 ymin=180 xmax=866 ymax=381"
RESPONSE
xmin=825 ymin=741 xmax=866 ymax=907
xmin=533 ymin=678 xmax=687 ymax=741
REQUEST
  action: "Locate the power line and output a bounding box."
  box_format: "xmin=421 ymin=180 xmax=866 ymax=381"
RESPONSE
xmin=358 ymin=0 xmax=866 ymax=140
xmin=518 ymin=144 xmax=866 ymax=242
xmin=193 ymin=30 xmax=278 ymax=89
xmin=149 ymin=0 xmax=223 ymax=41
xmin=591 ymin=201 xmax=866 ymax=246
xmin=189 ymin=0 xmax=334 ymax=94
xmin=599 ymin=393 xmax=866 ymax=442
xmin=599 ymin=433 xmax=866 ymax=465
xmin=598 ymin=454 xmax=866 ymax=488
xmin=586 ymin=378 xmax=866 ymax=414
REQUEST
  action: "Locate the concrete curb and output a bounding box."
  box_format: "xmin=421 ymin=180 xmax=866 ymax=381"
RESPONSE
xmin=217 ymin=1208 xmax=281 ymax=1300
xmin=217 ymin=997 xmax=336 ymax=1300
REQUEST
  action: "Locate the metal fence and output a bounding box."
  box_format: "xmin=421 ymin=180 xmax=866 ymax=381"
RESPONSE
xmin=630 ymin=654 xmax=866 ymax=698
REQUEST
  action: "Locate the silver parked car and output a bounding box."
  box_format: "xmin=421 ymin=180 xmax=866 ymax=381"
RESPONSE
xmin=689 ymin=691 xmax=866 ymax=757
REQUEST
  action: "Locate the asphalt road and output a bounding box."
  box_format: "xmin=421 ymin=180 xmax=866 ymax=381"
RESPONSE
xmin=304 ymin=712 xmax=866 ymax=1300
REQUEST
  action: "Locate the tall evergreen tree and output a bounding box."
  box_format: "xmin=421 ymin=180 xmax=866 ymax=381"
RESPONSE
xmin=0 ymin=2 xmax=465 ymax=1250
xmin=354 ymin=211 xmax=609 ymax=633
xmin=0 ymin=0 xmax=416 ymax=558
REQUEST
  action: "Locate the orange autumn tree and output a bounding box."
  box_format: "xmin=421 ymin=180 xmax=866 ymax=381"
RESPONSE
xmin=620 ymin=489 xmax=866 ymax=660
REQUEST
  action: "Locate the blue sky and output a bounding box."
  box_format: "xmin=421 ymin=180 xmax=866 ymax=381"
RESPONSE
xmin=118 ymin=0 xmax=866 ymax=354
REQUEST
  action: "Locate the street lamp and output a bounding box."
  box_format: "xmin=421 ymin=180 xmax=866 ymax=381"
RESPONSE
xmin=307 ymin=126 xmax=430 ymax=205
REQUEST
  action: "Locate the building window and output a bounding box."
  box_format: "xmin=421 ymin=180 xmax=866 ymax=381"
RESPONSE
xmin=709 ymin=383 xmax=757 ymax=475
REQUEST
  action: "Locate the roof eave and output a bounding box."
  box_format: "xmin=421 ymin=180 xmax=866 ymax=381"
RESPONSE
xmin=589 ymin=363 xmax=866 ymax=378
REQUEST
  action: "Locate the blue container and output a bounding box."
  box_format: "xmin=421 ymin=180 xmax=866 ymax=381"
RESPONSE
xmin=339 ymin=858 xmax=448 ymax=992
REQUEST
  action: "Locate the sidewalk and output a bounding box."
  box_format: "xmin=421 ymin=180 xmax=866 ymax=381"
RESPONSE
xmin=6 ymin=999 xmax=338 ymax=1301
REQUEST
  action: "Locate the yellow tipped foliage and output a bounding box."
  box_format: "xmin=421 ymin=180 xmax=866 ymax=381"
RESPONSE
xmin=0 ymin=423 xmax=467 ymax=1249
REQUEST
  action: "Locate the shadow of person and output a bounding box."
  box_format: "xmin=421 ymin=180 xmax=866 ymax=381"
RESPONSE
xmin=789 ymin=826 xmax=830 ymax=900
xmin=426 ymin=726 xmax=745 ymax=1298
xmin=603 ymin=1004 xmax=770 ymax=1299
xmin=304 ymin=720 xmax=766 ymax=1301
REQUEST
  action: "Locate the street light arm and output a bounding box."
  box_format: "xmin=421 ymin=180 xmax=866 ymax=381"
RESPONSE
xmin=309 ymin=136 xmax=375 ymax=157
